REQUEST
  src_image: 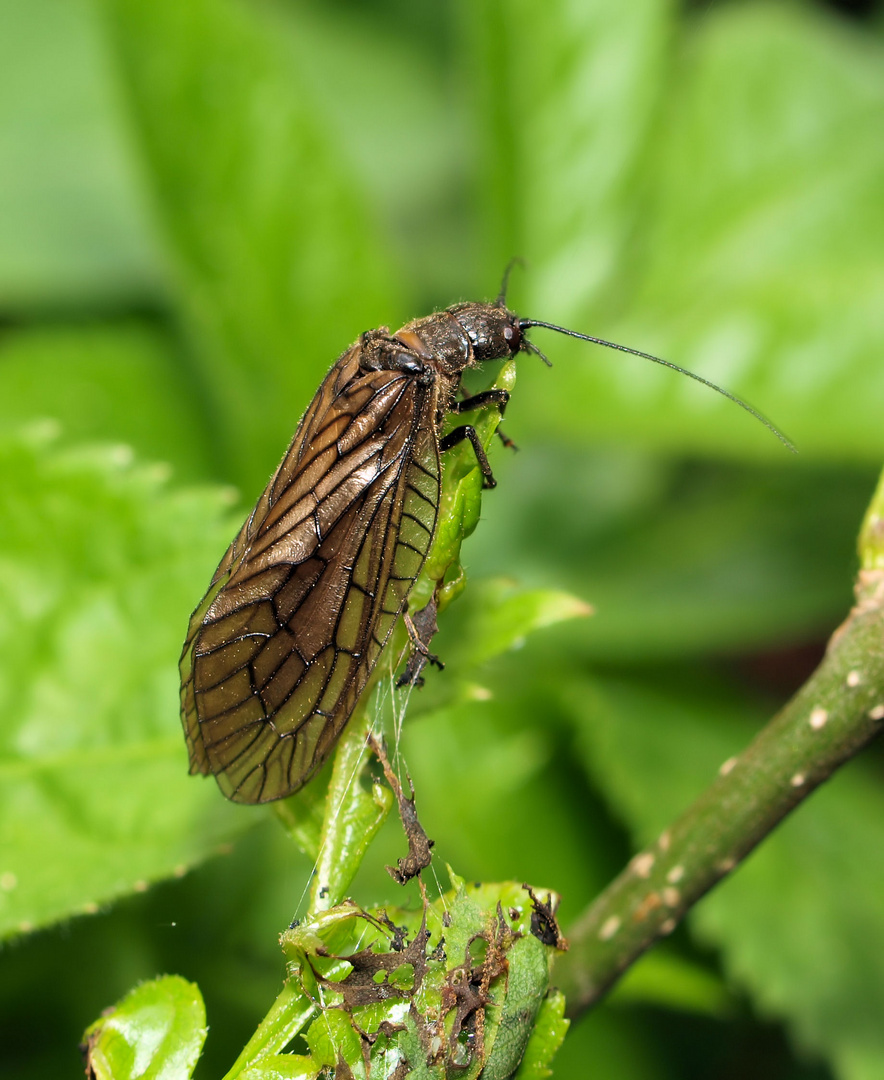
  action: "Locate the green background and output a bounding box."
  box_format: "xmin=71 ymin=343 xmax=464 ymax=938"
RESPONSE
xmin=2 ymin=0 xmax=884 ymax=1077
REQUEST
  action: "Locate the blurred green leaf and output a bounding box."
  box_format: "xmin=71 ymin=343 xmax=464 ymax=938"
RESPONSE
xmin=466 ymin=448 xmax=872 ymax=659
xmin=0 ymin=0 xmax=160 ymax=310
xmin=460 ymin=0 xmax=674 ymax=301
xmin=551 ymin=1006 xmax=672 ymax=1080
xmin=397 ymin=695 xmax=604 ymax=925
xmin=859 ymin=463 xmax=884 ymax=570
xmin=269 ymin=3 xmax=465 ymax=302
xmin=0 ymin=427 xmax=253 ymax=938
xmin=607 ymin=948 xmax=732 ymax=1019
xmin=0 ymin=322 xmax=212 ymax=481
xmin=472 ymin=1 xmax=884 ymax=462
xmin=101 ymin=0 xmax=402 ymax=490
xmin=619 ymin=2 xmax=884 ymax=460
xmin=570 ymin=672 xmax=884 ymax=1079
xmin=455 ymin=579 xmax=592 ymax=667
xmin=83 ymin=975 xmax=206 ymax=1080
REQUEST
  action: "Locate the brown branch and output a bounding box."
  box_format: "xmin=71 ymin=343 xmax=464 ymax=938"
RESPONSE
xmin=555 ymin=470 xmax=884 ymax=1018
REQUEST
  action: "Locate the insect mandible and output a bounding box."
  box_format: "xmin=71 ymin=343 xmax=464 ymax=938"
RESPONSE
xmin=180 ymin=288 xmax=791 ymax=804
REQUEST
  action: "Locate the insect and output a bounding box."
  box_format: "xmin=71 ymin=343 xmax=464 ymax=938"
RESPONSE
xmin=180 ymin=289 xmax=791 ymax=804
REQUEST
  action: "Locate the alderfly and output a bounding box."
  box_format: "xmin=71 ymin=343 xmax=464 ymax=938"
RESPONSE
xmin=180 ymin=291 xmax=792 ymax=804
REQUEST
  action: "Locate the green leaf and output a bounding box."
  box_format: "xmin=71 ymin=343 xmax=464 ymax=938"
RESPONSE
xmin=460 ymin=0 xmax=673 ymax=299
xmin=238 ymin=1054 xmax=317 ymax=1080
xmin=461 ymin=0 xmax=884 ymax=462
xmin=481 ymin=933 xmax=551 ymax=1080
xmin=455 ymin=579 xmax=592 ymax=668
xmin=0 ymin=322 xmax=212 ymax=482
xmin=239 ymin=1058 xmax=318 ymax=1080
xmin=278 ymin=876 xmax=563 ymax=1080
xmin=465 ymin=448 xmax=871 ymax=659
xmin=859 ymin=463 xmax=884 ymax=570
xmin=616 ymin=3 xmax=884 ymax=459
xmin=100 ymin=0 xmax=401 ymax=491
xmin=83 ymin=975 xmax=206 ymax=1080
xmin=0 ymin=0 xmax=159 ymax=309
xmin=0 ymin=427 xmax=253 ymax=938
xmin=398 ymin=694 xmax=609 ymax=925
xmin=223 ymin=980 xmax=319 ymax=1080
xmin=266 ymin=4 xmax=463 ymax=303
xmin=606 ymin=948 xmax=732 ymax=1019
xmin=550 ymin=1007 xmax=670 ymax=1080
xmin=513 ymin=990 xmax=569 ymax=1080
xmin=570 ymin=673 xmax=884 ymax=1079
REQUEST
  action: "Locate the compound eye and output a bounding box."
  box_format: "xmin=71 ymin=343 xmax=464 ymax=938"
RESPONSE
xmin=503 ymin=321 xmax=522 ymax=353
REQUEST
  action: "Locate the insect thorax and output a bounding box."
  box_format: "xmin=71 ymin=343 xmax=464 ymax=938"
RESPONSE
xmin=358 ymin=304 xmax=521 ymax=397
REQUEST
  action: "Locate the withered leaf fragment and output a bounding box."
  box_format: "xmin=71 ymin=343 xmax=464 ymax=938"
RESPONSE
xmin=370 ymin=735 xmax=435 ymax=884
xmin=524 ymin=884 xmax=568 ymax=951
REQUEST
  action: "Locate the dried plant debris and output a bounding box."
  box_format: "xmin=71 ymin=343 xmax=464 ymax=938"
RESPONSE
xmin=279 ymin=872 xmax=567 ymax=1078
xmin=334 ymin=1053 xmax=357 ymax=1079
xmin=523 ymin=884 xmax=568 ymax=952
xmin=398 ymin=598 xmax=444 ymax=689
xmin=370 ymin=735 xmax=435 ymax=884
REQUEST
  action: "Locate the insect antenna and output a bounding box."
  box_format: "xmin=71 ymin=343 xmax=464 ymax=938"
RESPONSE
xmin=519 ymin=318 xmax=796 ymax=453
xmin=521 ymin=337 xmax=553 ymax=368
xmin=496 ymin=257 xmax=525 ymax=306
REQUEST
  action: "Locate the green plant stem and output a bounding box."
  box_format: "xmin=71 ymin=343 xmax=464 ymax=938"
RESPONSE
xmin=555 ymin=565 xmax=884 ymax=1018
xmin=222 ymin=980 xmax=316 ymax=1080
xmin=309 ymin=704 xmax=392 ymax=914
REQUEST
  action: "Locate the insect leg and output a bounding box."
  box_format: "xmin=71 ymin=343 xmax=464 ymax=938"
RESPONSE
xmin=449 ymin=388 xmax=510 ymax=415
xmin=439 ymin=425 xmax=497 ymax=488
xmin=450 ymin=388 xmax=517 ymax=451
